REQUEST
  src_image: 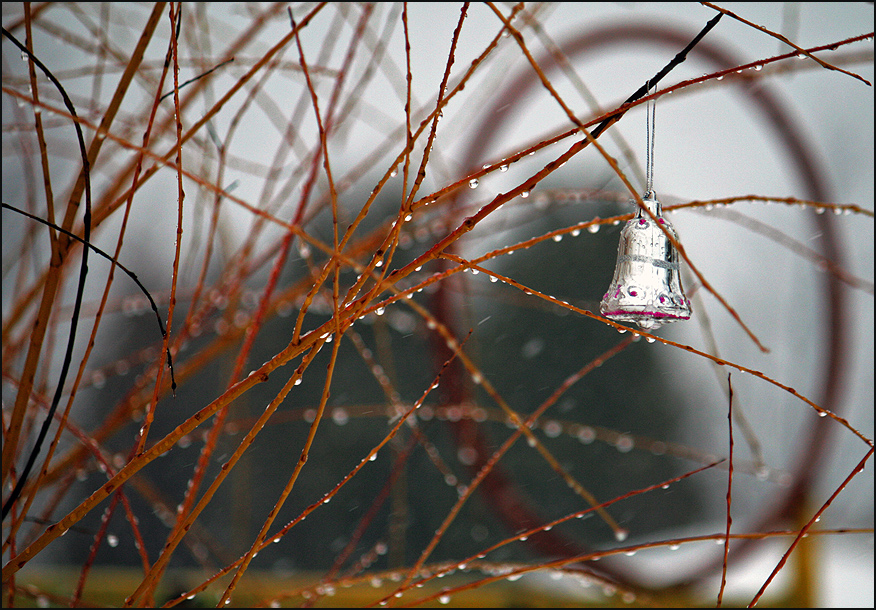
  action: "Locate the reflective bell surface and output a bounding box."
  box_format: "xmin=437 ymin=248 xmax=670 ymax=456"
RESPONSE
xmin=600 ymin=192 xmax=692 ymax=330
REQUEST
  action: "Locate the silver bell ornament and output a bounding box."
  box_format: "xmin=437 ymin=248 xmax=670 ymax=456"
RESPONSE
xmin=600 ymin=191 xmax=692 ymax=330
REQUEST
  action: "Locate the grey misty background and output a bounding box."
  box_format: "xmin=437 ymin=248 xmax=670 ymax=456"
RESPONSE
xmin=1 ymin=2 xmax=872 ymax=605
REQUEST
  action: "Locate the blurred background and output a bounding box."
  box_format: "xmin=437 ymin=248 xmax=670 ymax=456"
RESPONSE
xmin=2 ymin=2 xmax=873 ymax=607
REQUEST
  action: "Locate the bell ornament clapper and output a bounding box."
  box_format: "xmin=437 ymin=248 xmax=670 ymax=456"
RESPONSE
xmin=600 ymin=191 xmax=692 ymax=330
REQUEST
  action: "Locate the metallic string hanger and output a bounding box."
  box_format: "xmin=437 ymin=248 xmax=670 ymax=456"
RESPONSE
xmin=644 ymin=80 xmax=656 ymax=198
xmin=600 ymin=81 xmax=692 ymax=330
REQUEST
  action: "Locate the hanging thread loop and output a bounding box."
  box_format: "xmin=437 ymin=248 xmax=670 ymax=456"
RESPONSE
xmin=601 ymin=78 xmax=691 ymax=329
xmin=644 ymin=80 xmax=656 ymax=198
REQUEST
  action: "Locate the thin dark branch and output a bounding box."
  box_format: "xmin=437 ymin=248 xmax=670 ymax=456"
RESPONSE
xmin=2 ymin=26 xmax=93 ymax=521
xmin=159 ymin=57 xmax=234 ymax=102
xmin=0 ymin=202 xmax=173 ymax=359
xmin=718 ymin=372 xmax=735 ymax=606
xmin=591 ymin=12 xmax=723 ymax=138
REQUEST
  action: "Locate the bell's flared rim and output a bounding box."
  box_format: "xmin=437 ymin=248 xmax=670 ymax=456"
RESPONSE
xmin=601 ymin=308 xmax=691 ymax=321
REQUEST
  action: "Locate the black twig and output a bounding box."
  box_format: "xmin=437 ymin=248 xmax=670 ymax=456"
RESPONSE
xmin=1 ymin=202 xmax=175 ymax=378
xmin=2 ymin=26 xmax=93 ymax=521
xmin=159 ymin=57 xmax=234 ymax=102
xmin=591 ymin=12 xmax=723 ymax=138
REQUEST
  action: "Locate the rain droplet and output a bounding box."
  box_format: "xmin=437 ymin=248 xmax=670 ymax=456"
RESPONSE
xmin=577 ymin=426 xmax=596 ymax=444
xmin=544 ymin=421 xmax=562 ymax=438
xmin=499 ymin=164 xmax=508 ymax=172
xmin=587 ymin=224 xmax=600 ymax=233
xmin=615 ymin=435 xmax=634 ymax=453
xmin=520 ymin=190 xmax=530 ymax=198
xmin=615 ymin=529 xmax=629 ymax=542
xmin=91 ymin=371 xmax=106 ymax=389
xmin=469 ymin=178 xmax=479 ymax=189
xmin=754 ymin=64 xmax=763 ymax=71
xmin=439 ymin=595 xmax=451 ymax=604
xmin=552 ymin=234 xmax=563 ymax=242
xmin=107 ymin=535 xmax=119 ymax=547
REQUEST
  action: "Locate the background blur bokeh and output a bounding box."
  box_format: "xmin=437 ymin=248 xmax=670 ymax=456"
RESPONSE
xmin=3 ymin=3 xmax=872 ymax=606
